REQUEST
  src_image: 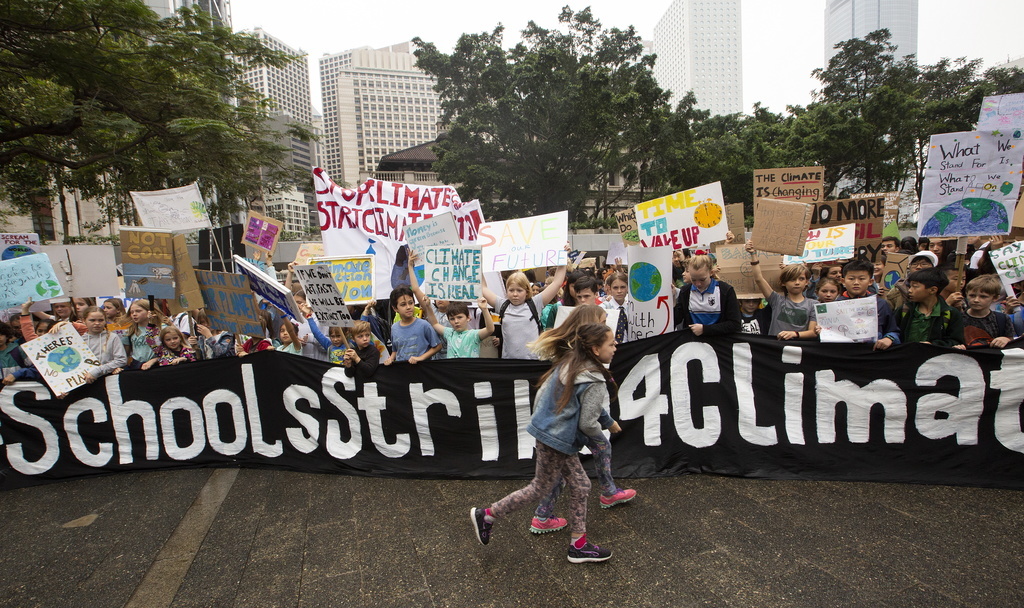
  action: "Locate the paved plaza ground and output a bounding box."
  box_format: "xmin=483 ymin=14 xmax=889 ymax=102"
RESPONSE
xmin=0 ymin=467 xmax=1021 ymax=607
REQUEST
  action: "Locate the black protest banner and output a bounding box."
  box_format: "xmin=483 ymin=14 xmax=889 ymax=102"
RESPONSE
xmin=1 ymin=334 xmax=1023 ymax=491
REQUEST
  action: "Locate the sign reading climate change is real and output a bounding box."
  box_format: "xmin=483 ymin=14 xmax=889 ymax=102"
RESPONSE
xmin=634 ymin=182 xmax=728 ymax=248
xmin=919 ymin=130 xmax=1023 ymax=238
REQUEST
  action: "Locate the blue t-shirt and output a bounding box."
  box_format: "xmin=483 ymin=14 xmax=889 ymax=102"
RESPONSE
xmin=391 ymin=317 xmax=441 ymax=362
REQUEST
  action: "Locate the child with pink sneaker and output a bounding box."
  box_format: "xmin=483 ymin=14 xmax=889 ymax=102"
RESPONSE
xmin=471 ymin=322 xmax=619 ymax=563
xmin=526 ymin=304 xmax=635 ymax=536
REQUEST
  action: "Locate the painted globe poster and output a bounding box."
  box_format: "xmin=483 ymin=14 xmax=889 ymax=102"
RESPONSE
xmin=629 ymin=262 xmax=662 ymax=302
xmin=920 ymin=197 xmax=1009 ymax=237
xmin=47 ymin=347 xmax=82 ymax=373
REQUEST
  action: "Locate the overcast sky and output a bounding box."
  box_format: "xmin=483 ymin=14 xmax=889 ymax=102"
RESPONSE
xmin=231 ymin=0 xmax=1024 ymax=116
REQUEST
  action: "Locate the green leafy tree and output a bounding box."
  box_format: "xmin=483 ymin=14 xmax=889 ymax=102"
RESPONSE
xmin=414 ymin=6 xmax=670 ymax=220
xmin=789 ymin=30 xmax=919 ymax=197
xmin=0 ymin=0 xmax=309 ymax=236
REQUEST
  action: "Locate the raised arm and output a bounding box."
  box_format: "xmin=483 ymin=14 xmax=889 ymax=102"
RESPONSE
xmin=419 ymin=296 xmax=446 ymax=336
xmin=744 ymin=243 xmax=774 ymax=300
xmin=540 ymin=263 xmax=568 ymax=305
xmin=476 ymin=297 xmax=495 ymax=340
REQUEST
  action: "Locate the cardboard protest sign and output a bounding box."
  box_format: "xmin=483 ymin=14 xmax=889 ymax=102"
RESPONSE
xmin=726 ymin=203 xmax=746 ymax=244
xmin=422 ymin=245 xmax=481 ymax=301
xmin=811 ymin=195 xmax=886 ymax=262
xmin=753 ymin=167 xmax=824 ymax=203
xmin=714 ymin=244 xmax=782 ymax=300
xmin=20 ymin=323 xmax=101 ymax=394
xmin=784 ymin=224 xmax=856 ymax=264
xmin=880 ymin=252 xmax=909 ymax=291
xmin=194 ymin=269 xmax=263 ymax=336
xmin=403 ymin=212 xmax=461 ymax=254
xmin=615 ymin=208 xmax=640 ymax=245
xmin=751 ymin=198 xmax=814 ymax=256
xmin=918 ymin=130 xmax=1022 ymax=238
xmin=978 ymin=93 xmax=1024 ymax=130
xmin=130 ymin=182 xmax=212 ymax=232
xmin=294 ymin=264 xmax=354 ymax=328
xmin=293 ymin=242 xmax=325 ymax=265
xmin=988 ymin=241 xmax=1024 ymax=296
xmin=0 ymin=233 xmax=40 ymax=260
xmin=39 ymin=245 xmax=119 ymax=298
xmin=233 ymin=255 xmax=302 ymax=320
xmin=634 ymin=182 xmax=728 ymax=248
xmin=120 ymin=228 xmax=175 ymax=299
xmin=314 ymin=170 xmax=483 ymax=298
xmin=1014 ymin=189 xmax=1024 ymax=229
xmin=0 ymin=253 xmax=63 ymax=309
xmin=243 ymin=210 xmax=284 ymax=255
xmin=624 ymin=245 xmax=672 ymax=340
xmin=816 ymin=297 xmax=879 ymax=343
xmin=311 ymin=256 xmax=375 ymax=305
xmin=170 ymin=235 xmax=204 ymax=312
xmin=478 ymin=211 xmax=568 ymax=272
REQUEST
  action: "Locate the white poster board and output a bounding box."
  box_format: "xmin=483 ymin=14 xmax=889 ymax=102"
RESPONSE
xmin=816 ymin=298 xmax=879 ymax=343
xmin=422 ymin=245 xmax=482 ymax=301
xmin=0 ymin=233 xmax=40 ymax=260
xmin=634 ymin=181 xmax=728 ymax=248
xmin=0 ymin=253 xmax=63 ymax=310
xmin=40 ymin=245 xmax=120 ymax=298
xmin=918 ymin=130 xmax=1023 ymax=238
xmin=404 ymin=212 xmax=461 ymax=254
xmin=978 ymin=93 xmax=1024 ymax=131
xmin=130 ymin=182 xmax=212 ymax=232
xmin=294 ymin=264 xmax=354 ymax=328
xmin=554 ymin=304 xmax=620 ymax=334
xmin=478 ymin=211 xmax=568 ymax=272
xmin=988 ymin=241 xmax=1024 ymax=296
xmin=233 ymin=256 xmax=303 ymax=320
xmin=624 ymin=245 xmax=673 ymax=340
xmin=20 ymin=323 xmax=101 ymax=394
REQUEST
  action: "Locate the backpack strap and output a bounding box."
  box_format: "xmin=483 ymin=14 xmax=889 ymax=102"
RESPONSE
xmin=497 ymin=299 xmax=543 ymax=334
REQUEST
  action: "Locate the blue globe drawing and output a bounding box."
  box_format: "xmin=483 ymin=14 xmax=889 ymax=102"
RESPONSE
xmin=921 ymin=197 xmax=1009 ymax=237
xmin=47 ymin=347 xmax=81 ymax=373
xmin=882 ymin=270 xmax=901 ymax=289
xmin=629 ymin=262 xmax=662 ymax=302
xmin=1 ymin=244 xmax=33 ymax=260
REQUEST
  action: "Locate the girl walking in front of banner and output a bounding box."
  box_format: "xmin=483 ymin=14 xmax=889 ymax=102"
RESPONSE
xmin=471 ymin=322 xmax=619 ymax=563
xmin=528 ymin=305 xmax=635 ymax=536
xmin=483 ymin=255 xmax=568 ymax=360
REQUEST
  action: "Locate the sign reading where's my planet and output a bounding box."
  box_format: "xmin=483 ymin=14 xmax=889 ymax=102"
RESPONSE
xmin=0 ymin=253 xmax=64 ymax=309
xmin=919 ymin=130 xmax=1023 ymax=238
xmin=634 ymin=182 xmax=728 ymax=248
xmin=0 ymin=233 xmax=40 ymax=260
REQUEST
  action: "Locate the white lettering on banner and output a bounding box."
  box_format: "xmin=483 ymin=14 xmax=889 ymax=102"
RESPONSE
xmin=10 ymin=342 xmax=1024 ymax=480
xmin=915 ymin=354 xmax=984 ymax=444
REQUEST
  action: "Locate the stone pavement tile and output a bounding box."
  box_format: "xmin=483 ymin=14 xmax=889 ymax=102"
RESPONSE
xmin=0 ymin=469 xmax=208 ymax=608
xmin=297 ymin=475 xmax=362 ymax=606
xmin=232 ymin=471 xmax=312 ymax=608
xmin=170 ymin=468 xmax=272 ymax=608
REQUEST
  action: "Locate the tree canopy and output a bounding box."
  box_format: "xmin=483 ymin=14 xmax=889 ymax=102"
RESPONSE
xmin=0 ymin=0 xmax=309 ymax=234
xmin=414 ymin=7 xmax=671 ymax=221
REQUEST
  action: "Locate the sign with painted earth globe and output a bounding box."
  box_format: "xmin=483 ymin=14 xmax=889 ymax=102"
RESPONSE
xmin=47 ymin=347 xmax=81 ymax=374
xmin=1 ymin=244 xmax=33 ymax=260
xmin=922 ymin=197 xmax=1009 ymax=237
xmin=629 ymin=262 xmax=662 ymax=302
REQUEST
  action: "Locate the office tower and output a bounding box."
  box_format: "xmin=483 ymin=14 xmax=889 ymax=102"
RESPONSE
xmin=824 ymin=0 xmax=918 ymax=65
xmin=145 ymin=0 xmax=230 ymax=26
xmin=241 ymin=29 xmax=317 ymax=234
xmin=652 ymin=0 xmax=743 ymax=116
xmin=319 ymin=42 xmax=441 ymax=186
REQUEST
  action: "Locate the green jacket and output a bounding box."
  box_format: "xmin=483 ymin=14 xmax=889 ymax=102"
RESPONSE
xmin=895 ymin=298 xmax=964 ymax=348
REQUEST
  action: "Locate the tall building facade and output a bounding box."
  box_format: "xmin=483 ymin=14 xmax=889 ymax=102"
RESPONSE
xmin=824 ymin=0 xmax=918 ymax=65
xmin=145 ymin=0 xmax=230 ymax=26
xmin=319 ymin=42 xmax=441 ymax=186
xmin=652 ymin=0 xmax=743 ymax=116
xmin=241 ymin=29 xmax=317 ymax=234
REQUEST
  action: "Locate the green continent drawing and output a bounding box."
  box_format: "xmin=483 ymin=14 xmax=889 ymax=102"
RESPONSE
xmin=922 ymin=197 xmax=1009 ymax=237
xmin=629 ymin=262 xmax=662 ymax=302
xmin=47 ymin=347 xmax=81 ymax=373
